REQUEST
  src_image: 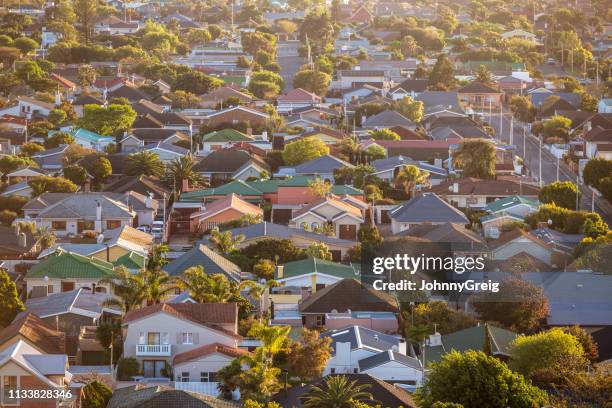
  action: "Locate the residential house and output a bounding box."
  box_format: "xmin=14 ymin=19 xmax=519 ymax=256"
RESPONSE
xmin=102 ymin=176 xmax=171 ymax=208
xmin=396 ymin=222 xmax=486 ymax=253
xmin=0 ymin=181 xmax=33 ymax=198
xmin=275 ymin=257 xmax=360 ymax=291
xmin=529 ymin=89 xmax=581 ymax=110
xmin=288 ymin=195 xmax=366 ymax=240
xmin=25 ymin=250 xmax=116 ymax=297
xmin=200 ymin=129 xmax=254 ymax=154
xmin=416 ymin=91 xmax=464 ymax=116
xmin=49 ymin=128 xmax=114 ymax=151
xmin=487 ymin=228 xmax=563 ymax=268
xmin=388 ymin=79 xmax=428 ymax=100
xmin=362 ymin=110 xmax=416 ymax=130
xmin=96 ymin=21 xmax=141 ymax=35
xmin=122 ymin=129 xmax=190 ymax=152
xmin=272 ymin=373 xmax=417 ymax=408
xmin=0 ymin=313 xmax=65 ymax=356
xmin=163 ymin=244 xmax=241 ymax=282
xmin=203 ymin=106 xmax=269 ymax=128
xmin=17 ymin=96 xmax=55 ymax=119
xmin=344 ymin=4 xmax=373 ymax=24
xmin=4 ymin=166 xmax=47 ymax=183
xmin=107 ymin=384 xmax=239 ymax=408
xmin=144 ymin=141 xmax=189 ymax=162
xmin=32 ymin=145 xmax=70 ymax=170
xmin=0 ymin=225 xmax=40 ymax=260
xmin=500 ymin=29 xmax=536 ymax=42
xmin=361 ymin=139 xmax=458 ymax=162
xmin=72 ymin=95 xmax=104 ymax=118
xmin=390 ymin=193 xmax=469 ymax=234
xmin=193 ymin=149 xmax=270 ymax=184
xmin=358 ymin=60 xmax=419 ymax=83
xmin=108 ymin=83 xmax=150 ymax=103
xmin=285 ymin=127 xmax=346 ymax=148
xmin=425 ymin=115 xmax=490 ymax=140
xmin=538 ymin=95 xmax=577 ymax=118
xmin=371 ymin=155 xmax=447 ymax=185
xmin=277 ymin=154 xmax=354 ymax=182
xmin=199 ymin=86 xmax=254 ymax=109
xmin=277 ymin=88 xmax=322 ymax=113
xmin=298 ymin=279 xmax=400 ymax=330
xmin=582 ymin=126 xmax=612 ymax=160
xmin=188 ymin=194 xmax=263 ymax=232
xmin=0 ymin=341 xmax=72 ymax=408
xmin=480 ymin=212 xmax=525 ymax=238
xmin=121 ymin=303 xmax=241 ymax=378
xmin=458 ymin=81 xmax=504 ymax=110
xmin=484 ymin=195 xmax=539 ymax=218
xmin=338 ymin=70 xmax=387 ymax=89
xmin=427 ymin=178 xmax=540 ymax=209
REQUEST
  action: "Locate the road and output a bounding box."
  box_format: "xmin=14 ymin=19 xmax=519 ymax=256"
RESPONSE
xmin=485 ymin=112 xmax=611 ymax=224
xmin=276 ymin=41 xmax=305 ymax=92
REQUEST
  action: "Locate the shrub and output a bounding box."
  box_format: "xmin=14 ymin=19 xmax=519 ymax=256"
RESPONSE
xmin=116 ymin=357 xmax=140 ymax=380
xmin=0 ymin=210 xmax=17 ymax=226
xmin=81 ymin=380 xmax=112 ymax=408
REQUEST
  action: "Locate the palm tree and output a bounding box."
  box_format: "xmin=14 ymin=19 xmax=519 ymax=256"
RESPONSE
xmin=124 ymin=151 xmax=165 ymax=177
xmin=303 ymin=375 xmax=373 ymax=408
xmin=208 ymin=228 xmax=245 ymax=254
xmin=175 ymin=268 xmax=253 ymax=303
xmin=394 ymin=164 xmax=430 ymax=198
xmin=337 ymin=137 xmax=363 ymax=164
xmin=100 ymin=267 xmax=146 ymax=313
xmin=35 ymin=226 xmax=56 ymax=249
xmin=164 ymin=154 xmax=205 ymax=193
xmin=141 ymin=269 xmax=176 ymax=304
xmin=148 ymin=243 xmax=169 ymax=271
xmin=247 ymin=323 xmax=290 ymax=362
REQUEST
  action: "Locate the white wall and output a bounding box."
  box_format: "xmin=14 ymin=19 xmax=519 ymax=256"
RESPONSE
xmin=361 ymin=361 xmax=422 ymax=383
xmin=173 ymin=352 xmax=235 ymax=381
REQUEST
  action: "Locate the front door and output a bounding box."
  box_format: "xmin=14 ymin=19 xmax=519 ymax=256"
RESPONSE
xmin=338 ymin=224 xmax=357 ymax=240
xmin=143 ymin=360 xmax=165 ymax=378
xmin=61 ymin=281 xmax=75 ymax=292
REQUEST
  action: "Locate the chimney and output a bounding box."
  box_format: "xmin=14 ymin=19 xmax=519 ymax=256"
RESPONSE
xmin=335 ymin=341 xmax=352 ymax=369
xmin=246 ymin=127 xmax=253 ymax=136
xmin=182 ymin=178 xmax=190 ymax=192
xmin=276 ymin=265 xmax=284 ymax=279
xmin=95 ymin=200 xmax=102 ymax=233
xmin=428 ymin=332 xmax=442 ymax=347
xmin=452 ymin=182 xmax=459 ymax=193
xmin=398 ymin=338 xmax=407 ymax=355
xmin=18 ymin=233 xmax=27 ymax=248
xmin=145 ymin=194 xmax=153 ymax=209
xmin=586 ymin=121 xmax=592 ymax=132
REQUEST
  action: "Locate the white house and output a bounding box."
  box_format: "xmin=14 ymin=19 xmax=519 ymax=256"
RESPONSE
xmin=598 ymin=99 xmax=612 ymax=113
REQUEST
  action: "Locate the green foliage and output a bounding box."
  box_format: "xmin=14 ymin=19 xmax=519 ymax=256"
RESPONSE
xmin=0 ymin=210 xmax=17 ymax=226
xmin=408 ymin=301 xmax=476 ymax=335
xmin=429 ymin=54 xmax=456 ymax=89
xmin=539 ymin=181 xmax=581 ymax=210
xmin=172 ymin=71 xmax=224 ymax=95
xmin=452 ymin=139 xmax=496 ymax=179
xmin=293 ymin=69 xmax=331 ymax=96
xmin=282 ymin=136 xmax=330 ymax=165
xmin=63 ymin=164 xmax=89 ymax=186
xmin=299 ymin=7 xmax=335 ymax=55
xmin=124 ymin=151 xmax=165 ymax=177
xmin=524 ymin=203 xmax=608 ymax=237
xmin=368 ymin=129 xmax=400 ymax=141
xmin=392 ymin=96 xmax=424 ymax=123
xmin=0 ymin=155 xmax=37 ymax=174
xmin=116 ymin=357 xmax=140 ymax=380
xmin=583 ymin=158 xmax=612 ymax=189
xmin=509 ymin=95 xmax=536 ymax=123
xmin=0 ymin=195 xmax=28 ymax=213
xmin=13 ymin=37 xmax=39 ymax=55
xmin=542 ymin=115 xmax=571 ymax=141
xmin=78 ymin=104 xmax=136 ymax=136
xmin=303 ymin=375 xmax=373 ymax=408
xmin=415 ymin=350 xmax=548 ymax=408
xmin=240 ymin=239 xmax=306 ymax=265
xmin=89 ymin=156 xmax=112 ymax=184
xmin=0 ymin=269 xmax=25 ymax=328
xmin=561 ymin=325 xmax=599 ymax=363
xmin=81 ymin=381 xmax=112 ymax=408
xmin=248 ymin=80 xmax=280 ymax=99
xmin=44 ymin=131 xmax=75 ymax=149
xmin=28 ymin=176 xmax=77 ymax=196
xmin=252 ymin=259 xmax=275 ymax=280
xmin=48 ymin=109 xmax=68 ymax=126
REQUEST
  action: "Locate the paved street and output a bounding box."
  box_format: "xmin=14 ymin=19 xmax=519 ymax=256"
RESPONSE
xmin=277 ymin=41 xmax=305 ymax=92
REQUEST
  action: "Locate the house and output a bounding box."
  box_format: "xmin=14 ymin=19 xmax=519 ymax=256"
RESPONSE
xmin=0 ymin=224 xmax=40 ymax=260
xmin=122 ymin=129 xmax=190 ymax=152
xmin=427 ymin=178 xmax=540 ymax=209
xmin=144 ymin=141 xmax=189 ymax=162
xmin=277 ymin=88 xmax=322 ymax=113
xmin=14 ymin=288 xmax=120 ymax=363
xmin=498 ymin=75 xmax=529 ymax=95
xmin=538 ymin=95 xmax=577 ymax=118
xmin=458 ymin=81 xmax=504 ymax=110
xmin=163 ymin=244 xmax=241 ymax=282
xmin=121 ymin=303 xmax=240 ymax=378
xmin=108 ymin=83 xmax=150 ymax=103
xmin=107 ymin=384 xmax=239 ymax=408
xmin=338 ymin=70 xmax=386 ymax=89
xmin=396 ymin=222 xmax=487 ymax=252
xmin=49 ymin=128 xmax=114 ymax=151
xmin=389 ymin=79 xmax=428 ymax=100
xmin=483 ymin=195 xmax=539 ymax=219
xmin=0 ymin=181 xmax=33 ymax=198
xmin=102 ymin=175 xmax=171 ymax=207
xmin=500 ymin=29 xmax=536 ymax=42
xmin=204 ymin=106 xmax=269 ymax=128
xmin=188 ymin=194 xmax=263 ymax=232
xmin=277 ymin=154 xmax=354 ymax=182
xmin=487 ymin=228 xmax=561 ymax=267
xmin=423 ymin=324 xmax=518 ymax=365
xmin=529 ymin=89 xmax=581 ymax=110
xmin=362 ymin=110 xmax=416 ymax=130
xmin=25 ymin=250 xmax=116 ymax=297
xmin=390 ymin=193 xmax=469 ymax=234
xmin=0 ymin=340 xmax=73 ymax=408
xmin=416 ymin=91 xmax=464 ymax=116
xmin=480 ymin=212 xmax=525 ymax=238
xmin=272 ymin=373 xmax=417 ymax=408
xmin=32 ymin=145 xmax=70 ymax=170
xmin=0 ymin=313 xmax=65 ymax=355
xmin=298 ymin=279 xmax=399 ymax=330
xmin=72 ymin=94 xmax=104 ymax=118
xmin=17 ymin=96 xmax=55 ymax=119
xmin=598 ymin=99 xmax=612 ymax=113
xmin=275 ymin=257 xmax=360 ymax=290
xmin=425 ymin=116 xmax=490 ymax=140
xmin=289 ymin=127 xmax=346 ymax=147
xmin=172 ymin=342 xmax=249 ymax=385
xmin=361 ymin=139 xmax=458 ymax=162
xmin=201 ymin=222 xmax=356 ymax=262
xmin=582 ymin=126 xmax=612 ymax=160
xmin=193 ymin=149 xmax=270 ymax=183
xmin=344 ymin=4 xmax=373 ymax=24
xmin=288 ymin=195 xmax=366 ymax=240
xmin=199 ymin=86 xmax=253 ymax=109
xmin=371 ymin=155 xmax=448 ymax=185
xmin=96 ymin=21 xmax=141 ymax=35
xmin=200 ymin=129 xmax=254 ymax=154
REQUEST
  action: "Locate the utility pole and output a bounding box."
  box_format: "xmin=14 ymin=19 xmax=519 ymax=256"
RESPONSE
xmin=539 ymin=137 xmax=543 ymax=187
xmin=576 ymin=173 xmax=580 ymax=210
xmin=509 ymin=115 xmax=514 ymax=145
xmin=556 ymin=156 xmax=560 ymax=181
xmin=499 ymin=104 xmax=503 ymax=141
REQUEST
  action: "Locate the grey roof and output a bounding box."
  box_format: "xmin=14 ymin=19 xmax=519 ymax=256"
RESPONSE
xmin=292 ymin=154 xmax=354 ymax=175
xmin=322 ymin=325 xmax=401 ymax=353
xmin=107 ymin=384 xmax=239 ymax=408
xmin=530 ymin=91 xmax=581 ymax=108
xmin=15 ymin=288 xmax=118 ymax=319
xmin=201 ymin=222 xmax=357 ymax=247
xmin=364 ymin=110 xmax=415 ymax=128
xmin=416 ymin=91 xmax=464 ymax=113
xmin=34 ymin=192 xmax=135 ymax=219
xmin=163 ymin=244 xmax=241 ymax=281
xmin=1 ymin=181 xmax=31 ymax=195
xmin=25 ymin=354 xmax=68 ymax=375
xmin=145 ymin=141 xmax=189 ymax=155
xmin=390 ymin=193 xmax=469 ymax=224
xmin=358 ymin=350 xmax=422 ymax=371
xmin=372 ymin=155 xmax=447 ymax=178
xmin=459 ymin=272 xmax=612 ymax=326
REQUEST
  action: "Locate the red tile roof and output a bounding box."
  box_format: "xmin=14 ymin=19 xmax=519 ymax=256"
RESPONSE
xmin=0 ymin=313 xmax=65 ymax=354
xmin=173 ymin=342 xmax=249 ymax=365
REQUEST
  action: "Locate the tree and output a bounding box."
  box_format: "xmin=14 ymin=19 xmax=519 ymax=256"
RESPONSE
xmin=303 ymin=375 xmax=373 ymax=408
xmin=252 ymin=259 xmax=275 ymax=280
xmin=77 ymin=64 xmax=97 ymax=88
xmin=358 ymin=225 xmax=383 ymax=249
xmin=308 ymin=178 xmax=331 ymax=198
xmin=474 ymin=65 xmax=493 ymax=85
xmin=429 ymin=54 xmax=456 ymax=89
xmin=395 ymin=164 xmax=429 ymax=197
xmin=81 ymin=380 xmax=112 ymax=408
xmin=583 ymin=158 xmax=612 ymax=189
xmin=452 ymin=139 xmax=496 ymax=179
xmin=164 ymin=155 xmax=204 ymax=193
xmin=28 ymin=176 xmax=77 ymax=196
xmin=509 ymin=95 xmax=536 ymax=123
xmin=392 ymin=96 xmax=424 ymax=123
xmin=299 ymin=7 xmax=335 ymax=55
xmin=116 ymin=357 xmax=140 ymax=380
xmin=19 ymin=142 xmax=45 ymax=156
xmin=0 ymin=269 xmax=25 ymax=327
xmin=173 ymin=71 xmax=224 ymax=95
xmin=248 ymin=80 xmax=281 ymax=99
xmin=124 ymin=151 xmax=164 ymax=177
xmin=74 ymin=0 xmax=98 ymax=44
xmin=240 ymin=239 xmax=306 ymax=265
xmin=185 ymin=28 xmax=212 ymax=47
xmin=282 ymin=137 xmax=330 ymax=166
xmin=48 ymin=109 xmax=67 ymax=126
xmin=471 ymin=277 xmax=550 ymax=333
xmin=168 ymin=91 xmax=201 ymax=109
xmin=89 ymin=155 xmax=112 ymax=185
xmin=209 ymin=228 xmax=245 ymax=254
xmin=542 ymin=115 xmax=571 ymax=141
xmin=63 ymin=164 xmax=89 ymax=186
xmin=368 ymin=129 xmax=401 ymax=141
xmin=364 ymin=145 xmax=386 ymax=161
xmin=13 ymin=37 xmax=39 ymax=55
xmin=293 ymin=69 xmax=331 ymax=96
xmin=35 ymin=226 xmax=56 ymax=249
xmin=509 ymin=328 xmax=587 ymax=387
xmin=539 ymin=181 xmax=581 ymax=210
xmin=306 ymin=242 xmax=332 ymax=260
xmin=288 ymin=328 xmax=332 ymax=382
xmin=44 ymin=131 xmax=75 ymax=149
xmin=408 ymin=301 xmax=475 ymax=335
xmin=415 ymin=351 xmax=548 ymax=408
xmin=95 ymin=318 xmax=122 ymax=363
xmin=140 ymin=269 xmax=175 ymax=304
xmin=0 ymin=155 xmax=37 ymax=174
xmin=78 ymin=104 xmax=136 ymax=136
xmin=100 ymin=267 xmax=146 ymax=313
xmin=561 ymin=325 xmax=598 ymax=363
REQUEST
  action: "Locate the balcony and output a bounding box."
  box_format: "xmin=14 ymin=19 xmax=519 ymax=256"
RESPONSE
xmin=136 ymin=344 xmax=171 ymax=356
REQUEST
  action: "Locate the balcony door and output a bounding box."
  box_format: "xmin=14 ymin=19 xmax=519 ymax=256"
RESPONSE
xmin=147 ymin=332 xmax=160 ymax=345
xmin=143 ymin=360 xmax=165 ymax=378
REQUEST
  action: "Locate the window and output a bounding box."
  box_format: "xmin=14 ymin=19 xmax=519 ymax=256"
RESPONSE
xmin=315 ymin=315 xmax=325 ymax=326
xmin=47 ymin=285 xmax=53 ymax=294
xmin=330 ymin=368 xmax=336 ymax=374
xmin=106 ymin=220 xmax=121 ymax=230
xmin=300 ymin=222 xmax=308 ymax=230
xmin=311 ymin=222 xmax=319 ymax=230
xmin=182 ymin=332 xmax=193 ymax=344
xmin=2 ymin=375 xmax=17 ymax=405
xmin=180 ymin=372 xmax=190 ymax=382
xmin=52 ymin=221 xmax=67 ymax=230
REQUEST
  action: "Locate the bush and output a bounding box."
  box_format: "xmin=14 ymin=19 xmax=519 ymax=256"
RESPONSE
xmin=0 ymin=195 xmax=28 ymax=213
xmin=81 ymin=380 xmax=112 ymax=408
xmin=116 ymin=357 xmax=140 ymax=380
xmin=525 ymin=203 xmax=608 ymax=237
xmin=0 ymin=210 xmax=17 ymax=226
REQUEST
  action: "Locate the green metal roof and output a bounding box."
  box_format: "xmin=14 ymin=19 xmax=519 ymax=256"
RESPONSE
xmin=484 ymin=195 xmax=539 ymax=213
xmin=277 ymin=257 xmax=360 ymax=280
xmin=113 ymin=251 xmax=145 ymax=270
xmin=201 ymin=129 xmax=251 ymax=142
xmin=221 ymin=76 xmax=246 ymax=85
xmin=180 ymin=180 xmax=265 ymax=201
xmin=27 ymin=250 xmax=115 ymax=279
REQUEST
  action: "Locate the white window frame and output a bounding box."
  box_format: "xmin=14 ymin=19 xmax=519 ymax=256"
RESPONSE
xmin=182 ymin=332 xmax=194 ymax=345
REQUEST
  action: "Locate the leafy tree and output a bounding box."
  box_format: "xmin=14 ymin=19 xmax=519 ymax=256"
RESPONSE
xmin=471 ymin=277 xmax=550 ymax=333
xmin=73 ymin=0 xmax=98 ymax=44
xmin=293 ymin=69 xmax=331 ymax=96
xmin=89 ymin=155 xmax=112 ymax=185
xmin=305 ymin=242 xmax=332 ymax=260
xmin=28 ymin=176 xmax=77 ymax=196
xmin=415 ymin=351 xmax=548 ymax=408
xmin=185 ymin=28 xmax=212 ymax=47
xmin=240 ymin=239 xmax=306 ymax=264
xmin=241 ymin=31 xmax=276 ymax=55
xmin=77 ymin=64 xmax=97 ymax=87
xmin=429 ymin=54 xmax=456 ymax=89
xmin=474 ymin=65 xmax=493 ymax=85
xmin=13 ymin=37 xmax=39 ymax=55
xmin=561 ymin=325 xmax=598 ymax=363
xmin=63 ymin=164 xmax=89 ymax=186
xmin=48 ymin=109 xmax=67 ymax=126
xmin=81 ymin=380 xmax=112 ymax=408
xmin=308 ymin=178 xmax=331 ymax=198
xmin=452 ymin=139 xmax=496 ymax=179
xmin=583 ymin=158 xmax=612 ymax=189
xmin=248 ymin=80 xmax=280 ymax=99
xmin=392 ymin=96 xmax=424 ymax=123
xmin=35 ymin=226 xmax=56 ymax=249
xmin=299 ymin=7 xmax=335 ymax=55
xmin=0 ymin=269 xmax=25 ymax=328
xmin=364 ymin=145 xmax=386 ymax=161
xmin=116 ymin=357 xmax=140 ymax=380
xmin=509 ymin=95 xmax=536 ymax=123
xmin=78 ymin=104 xmax=136 ymax=136
xmin=408 ymin=301 xmax=475 ymax=335
xmin=0 ymin=210 xmax=17 ymax=226
xmin=282 ymin=137 xmax=330 ymax=165
xmin=303 ymin=375 xmax=373 ymax=408
xmin=164 ymin=155 xmax=205 ymax=192
xmin=16 ymin=60 xmax=44 ymax=82
xmin=509 ymin=328 xmax=587 ymax=387
xmin=252 ymin=259 xmax=275 ymax=280
xmin=44 ymin=131 xmax=75 ymax=149
xmin=168 ymin=91 xmax=201 ymax=109
xmin=173 ymin=71 xmax=224 ymax=95
xmin=542 ymin=115 xmax=571 ymax=141
xmin=368 ymin=129 xmax=400 ymax=141
xmin=251 ymin=71 xmax=284 ymax=89
xmin=0 ymin=196 xmax=28 ymax=213
xmin=525 ymin=203 xmax=608 ymax=238
xmin=95 ymin=318 xmax=122 ymax=363
xmin=0 ymin=155 xmax=37 ymax=174
xmin=358 ymin=225 xmax=383 ymax=249
xmin=395 ymin=164 xmax=429 ymax=197
xmin=539 ymin=181 xmax=581 ymax=210
xmin=124 ymin=151 xmax=164 ymax=177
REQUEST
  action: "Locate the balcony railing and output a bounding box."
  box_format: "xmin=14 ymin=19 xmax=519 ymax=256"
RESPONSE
xmin=136 ymin=344 xmax=171 ymax=356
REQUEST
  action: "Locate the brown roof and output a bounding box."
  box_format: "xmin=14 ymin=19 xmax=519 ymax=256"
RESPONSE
xmin=459 ymin=81 xmax=501 ymax=94
xmin=298 ymin=279 xmax=399 ymax=314
xmin=190 ymin=193 xmax=263 ymax=220
xmin=123 ymin=303 xmax=240 ymax=337
xmin=428 ymin=177 xmax=540 ymax=197
xmin=583 ymin=126 xmax=612 ymax=143
xmin=487 ymin=228 xmax=551 ymax=250
xmin=292 ymin=195 xmax=363 ymax=219
xmin=173 ymin=342 xmax=249 ymax=365
xmin=0 ymin=313 xmax=65 ymax=354
xmin=299 ymin=127 xmax=346 ymax=141
xmin=388 ymin=125 xmax=426 ymax=140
